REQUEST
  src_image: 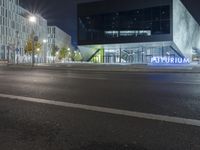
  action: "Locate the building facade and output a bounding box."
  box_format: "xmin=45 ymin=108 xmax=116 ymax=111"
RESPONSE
xmin=0 ymin=0 xmax=49 ymax=63
xmin=48 ymin=26 xmax=71 ymax=52
xmin=77 ymin=0 xmax=200 ymax=64
xmin=0 ymin=0 xmax=72 ymax=64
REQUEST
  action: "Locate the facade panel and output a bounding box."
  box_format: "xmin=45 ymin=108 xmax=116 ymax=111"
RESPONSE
xmin=173 ymin=0 xmax=200 ymax=60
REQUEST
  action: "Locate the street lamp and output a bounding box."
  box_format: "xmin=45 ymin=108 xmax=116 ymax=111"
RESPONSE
xmin=28 ymin=15 xmax=37 ymax=66
xmin=29 ymin=16 xmax=36 ymax=23
xmin=43 ymin=39 xmax=47 ymax=43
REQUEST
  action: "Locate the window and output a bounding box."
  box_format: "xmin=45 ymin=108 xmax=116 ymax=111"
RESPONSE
xmin=144 ymin=8 xmax=152 ymax=21
xmin=152 ymin=7 xmax=160 ymax=21
xmin=161 ymin=6 xmax=170 ymax=20
xmin=78 ymin=5 xmax=170 ymax=42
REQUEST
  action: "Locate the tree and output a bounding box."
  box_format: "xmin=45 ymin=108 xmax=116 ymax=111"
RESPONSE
xmin=59 ymin=47 xmax=67 ymax=60
xmin=35 ymin=42 xmax=42 ymax=55
xmin=24 ymin=38 xmax=32 ymax=55
xmin=51 ymin=45 xmax=59 ymax=57
xmin=51 ymin=45 xmax=59 ymax=63
xmin=66 ymin=47 xmax=72 ymax=60
xmin=24 ymin=33 xmax=42 ymax=55
xmin=73 ymin=51 xmax=83 ymax=61
xmin=58 ymin=47 xmax=73 ymax=61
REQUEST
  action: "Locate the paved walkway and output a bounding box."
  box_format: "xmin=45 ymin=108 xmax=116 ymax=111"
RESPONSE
xmin=1 ymin=63 xmax=200 ymax=73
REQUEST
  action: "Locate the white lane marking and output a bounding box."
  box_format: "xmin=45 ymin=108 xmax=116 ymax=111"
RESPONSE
xmin=0 ymin=93 xmax=200 ymax=127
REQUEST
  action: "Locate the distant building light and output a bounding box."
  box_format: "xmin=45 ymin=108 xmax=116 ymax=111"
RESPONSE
xmin=104 ymin=30 xmax=151 ymax=37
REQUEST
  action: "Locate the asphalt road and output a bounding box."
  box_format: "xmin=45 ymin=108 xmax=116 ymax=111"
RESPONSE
xmin=0 ymin=66 xmax=200 ymax=150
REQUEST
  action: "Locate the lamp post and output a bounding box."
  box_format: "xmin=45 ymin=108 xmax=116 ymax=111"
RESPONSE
xmin=7 ymin=45 xmax=10 ymax=64
xmin=29 ymin=15 xmax=37 ymax=66
xmin=43 ymin=39 xmax=47 ymax=63
xmin=16 ymin=31 xmax=19 ymax=64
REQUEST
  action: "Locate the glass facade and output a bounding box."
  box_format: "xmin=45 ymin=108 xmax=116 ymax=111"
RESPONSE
xmin=91 ymin=46 xmax=180 ymax=64
xmin=78 ymin=5 xmax=170 ymax=43
xmin=83 ymin=43 xmax=182 ymax=64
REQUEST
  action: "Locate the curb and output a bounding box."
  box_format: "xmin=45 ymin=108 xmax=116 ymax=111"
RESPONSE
xmin=1 ymin=64 xmax=200 ymax=73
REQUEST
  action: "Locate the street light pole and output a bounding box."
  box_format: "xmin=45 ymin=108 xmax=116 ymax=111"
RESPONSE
xmin=29 ymin=15 xmax=37 ymax=66
xmin=32 ymin=35 xmax=38 ymax=66
xmin=7 ymin=45 xmax=10 ymax=64
xmin=43 ymin=39 xmax=47 ymax=63
xmin=32 ymin=33 xmax=35 ymax=66
xmin=16 ymin=31 xmax=19 ymax=64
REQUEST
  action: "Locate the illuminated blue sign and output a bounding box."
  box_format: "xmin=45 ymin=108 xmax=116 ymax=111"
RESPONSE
xmin=151 ymin=57 xmax=190 ymax=64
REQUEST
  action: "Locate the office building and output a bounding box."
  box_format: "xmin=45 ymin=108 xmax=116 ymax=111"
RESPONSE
xmin=77 ymin=0 xmax=200 ymax=64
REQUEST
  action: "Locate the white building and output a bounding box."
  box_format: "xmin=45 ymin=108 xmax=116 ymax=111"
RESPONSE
xmin=48 ymin=26 xmax=71 ymax=52
xmin=0 ymin=0 xmax=49 ymax=63
xmin=18 ymin=7 xmax=48 ymax=63
xmin=0 ymin=0 xmax=72 ymax=64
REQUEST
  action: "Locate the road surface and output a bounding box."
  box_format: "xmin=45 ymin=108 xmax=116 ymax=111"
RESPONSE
xmin=0 ymin=66 xmax=200 ymax=150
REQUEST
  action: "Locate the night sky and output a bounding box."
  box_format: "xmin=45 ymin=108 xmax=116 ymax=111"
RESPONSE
xmin=20 ymin=0 xmax=200 ymax=45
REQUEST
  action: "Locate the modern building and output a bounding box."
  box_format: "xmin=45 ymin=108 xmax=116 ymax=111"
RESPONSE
xmin=0 ymin=0 xmax=48 ymax=63
xmin=0 ymin=0 xmax=73 ymax=64
xmin=77 ymin=0 xmax=200 ymax=64
xmin=48 ymin=26 xmax=72 ymax=52
xmin=47 ymin=26 xmax=72 ymax=62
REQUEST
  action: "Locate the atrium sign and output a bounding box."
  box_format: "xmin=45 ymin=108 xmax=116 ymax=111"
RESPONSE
xmin=150 ymin=57 xmax=190 ymax=64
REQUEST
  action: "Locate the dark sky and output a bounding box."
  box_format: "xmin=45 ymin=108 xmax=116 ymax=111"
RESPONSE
xmin=20 ymin=0 xmax=97 ymax=45
xmin=20 ymin=0 xmax=200 ymax=45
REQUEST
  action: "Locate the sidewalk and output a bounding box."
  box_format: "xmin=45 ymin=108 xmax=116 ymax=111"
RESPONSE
xmin=1 ymin=63 xmax=200 ymax=73
xmin=0 ymin=64 xmax=7 ymax=67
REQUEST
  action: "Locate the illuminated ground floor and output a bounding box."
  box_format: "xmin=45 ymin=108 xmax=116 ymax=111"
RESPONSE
xmin=79 ymin=42 xmax=196 ymax=64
